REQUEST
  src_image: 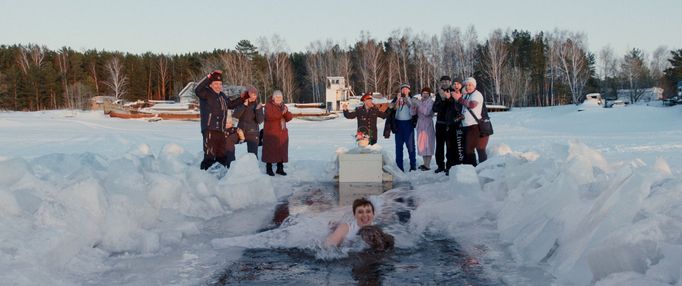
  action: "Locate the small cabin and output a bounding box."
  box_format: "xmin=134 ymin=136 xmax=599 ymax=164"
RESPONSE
xmin=325 ymin=76 xmax=351 ymax=112
xmin=89 ymin=96 xmax=117 ymax=110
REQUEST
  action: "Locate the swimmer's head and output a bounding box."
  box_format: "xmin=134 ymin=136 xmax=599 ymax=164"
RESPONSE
xmin=352 ymin=198 xmax=375 ymax=227
xmin=352 ymin=198 xmax=374 ymax=215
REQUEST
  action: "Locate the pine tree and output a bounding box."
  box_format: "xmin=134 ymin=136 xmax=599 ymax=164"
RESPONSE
xmin=235 ymin=40 xmax=258 ymax=59
xmin=664 ymin=49 xmax=682 ymax=97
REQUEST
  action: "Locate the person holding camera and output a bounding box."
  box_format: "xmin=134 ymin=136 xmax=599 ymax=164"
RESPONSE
xmin=233 ymin=86 xmax=264 ymax=158
xmin=195 ymin=70 xmax=245 ymax=170
xmin=387 ymin=83 xmax=417 ymax=172
xmin=342 ymin=92 xmax=387 ymax=146
xmin=432 ymin=76 xmax=465 ymax=175
xmin=454 ymin=77 xmax=484 ymax=166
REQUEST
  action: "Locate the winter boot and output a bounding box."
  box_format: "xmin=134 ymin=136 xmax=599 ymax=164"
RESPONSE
xmin=276 ymin=163 xmax=287 ymax=176
xmin=266 ymin=163 xmax=275 ymax=176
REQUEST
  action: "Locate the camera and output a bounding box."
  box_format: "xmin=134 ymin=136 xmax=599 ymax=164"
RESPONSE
xmin=453 ymin=114 xmax=464 ymax=123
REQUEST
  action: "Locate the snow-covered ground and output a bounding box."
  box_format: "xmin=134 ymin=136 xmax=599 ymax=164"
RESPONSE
xmin=1 ymin=104 xmax=682 ymax=285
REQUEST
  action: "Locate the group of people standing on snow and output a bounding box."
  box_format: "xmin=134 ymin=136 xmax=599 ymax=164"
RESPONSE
xmin=196 ymin=69 xmax=492 ymax=176
xmin=343 ymin=76 xmax=492 ymax=173
xmin=195 ymin=70 xmax=292 ymax=176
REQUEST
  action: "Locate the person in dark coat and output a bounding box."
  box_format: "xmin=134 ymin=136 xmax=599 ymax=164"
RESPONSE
xmin=233 ymin=86 xmax=264 ymax=158
xmin=342 ymin=93 xmax=387 ymax=145
xmin=432 ymin=76 xmax=452 ymax=173
xmin=262 ymin=90 xmax=294 ymax=176
xmin=432 ymin=77 xmax=465 ymax=175
xmin=195 ymin=70 xmax=244 ymax=170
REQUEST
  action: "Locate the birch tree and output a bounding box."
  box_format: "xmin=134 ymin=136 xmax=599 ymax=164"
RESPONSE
xmin=440 ymin=26 xmax=461 ymax=78
xmin=557 ymin=32 xmax=589 ymax=104
xmin=461 ymin=25 xmax=478 ymax=78
xmin=355 ymin=33 xmax=384 ymax=93
xmin=427 ymin=35 xmax=443 ymax=88
xmin=16 ymin=45 xmax=46 ymax=110
xmin=481 ymin=29 xmax=509 ymax=105
xmin=56 ymin=47 xmax=72 ymax=108
xmin=104 ymin=56 xmax=128 ymax=100
xmin=157 ymin=55 xmax=169 ymax=100
xmin=598 ymin=45 xmax=617 ymax=81
xmin=650 ymin=46 xmax=670 ymax=84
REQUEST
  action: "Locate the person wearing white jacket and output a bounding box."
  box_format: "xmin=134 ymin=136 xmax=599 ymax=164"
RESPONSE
xmin=454 ymin=77 xmax=484 ymax=166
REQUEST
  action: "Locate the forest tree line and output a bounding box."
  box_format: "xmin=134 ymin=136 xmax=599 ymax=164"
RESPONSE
xmin=1 ymin=26 xmax=681 ymax=111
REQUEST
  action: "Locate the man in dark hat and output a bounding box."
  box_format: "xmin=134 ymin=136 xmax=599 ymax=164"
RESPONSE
xmin=432 ymin=76 xmax=464 ymax=175
xmin=195 ymin=70 xmax=244 ymax=170
xmin=342 ymin=92 xmax=387 ymax=145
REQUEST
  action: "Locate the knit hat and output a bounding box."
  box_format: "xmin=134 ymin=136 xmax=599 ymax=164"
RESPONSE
xmin=360 ymin=92 xmax=373 ymax=102
xmin=439 ymin=75 xmax=451 ymax=81
xmin=209 ymin=71 xmax=222 ymax=83
xmin=399 ymin=83 xmax=411 ymax=90
xmin=464 ymin=77 xmax=477 ymax=88
xmin=421 ymin=87 xmax=432 ymax=94
xmin=246 ymin=86 xmax=257 ymax=95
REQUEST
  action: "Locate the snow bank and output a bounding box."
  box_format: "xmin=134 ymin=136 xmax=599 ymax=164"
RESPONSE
xmin=0 ymin=145 xmax=276 ymax=285
xmin=470 ymin=141 xmax=682 ymax=285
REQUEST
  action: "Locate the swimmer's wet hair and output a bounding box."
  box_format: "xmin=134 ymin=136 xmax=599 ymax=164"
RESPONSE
xmin=358 ymin=225 xmax=394 ymax=251
xmin=352 ymin=198 xmax=374 ymax=214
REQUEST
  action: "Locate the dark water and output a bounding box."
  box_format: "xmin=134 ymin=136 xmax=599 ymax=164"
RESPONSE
xmin=206 ymin=181 xmax=499 ymax=285
xmin=208 ymin=237 xmax=496 ymax=286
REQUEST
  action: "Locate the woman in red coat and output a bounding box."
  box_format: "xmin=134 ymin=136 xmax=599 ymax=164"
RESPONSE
xmin=262 ymin=90 xmax=294 ymax=176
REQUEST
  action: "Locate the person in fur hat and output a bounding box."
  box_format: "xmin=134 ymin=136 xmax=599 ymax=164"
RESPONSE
xmin=195 ymin=70 xmax=245 ymax=170
xmin=342 ymin=92 xmax=387 ymax=145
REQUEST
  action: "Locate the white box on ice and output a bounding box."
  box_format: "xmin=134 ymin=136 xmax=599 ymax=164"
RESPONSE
xmin=338 ymin=153 xmax=383 ymax=183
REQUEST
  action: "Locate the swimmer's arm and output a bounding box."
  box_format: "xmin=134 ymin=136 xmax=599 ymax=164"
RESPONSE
xmin=325 ymin=223 xmax=349 ymax=247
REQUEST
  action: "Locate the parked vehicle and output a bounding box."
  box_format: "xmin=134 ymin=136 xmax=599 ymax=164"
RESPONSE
xmin=610 ymin=100 xmax=626 ymax=108
xmin=577 ymin=93 xmax=604 ymax=111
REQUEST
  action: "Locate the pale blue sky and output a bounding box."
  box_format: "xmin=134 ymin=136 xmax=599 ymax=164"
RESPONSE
xmin=1 ymin=0 xmax=680 ymax=57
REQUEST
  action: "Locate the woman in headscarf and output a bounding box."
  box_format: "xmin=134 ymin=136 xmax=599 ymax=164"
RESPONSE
xmin=261 ymin=90 xmax=294 ymax=176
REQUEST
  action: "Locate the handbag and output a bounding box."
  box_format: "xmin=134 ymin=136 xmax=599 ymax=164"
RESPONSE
xmin=465 ymin=101 xmax=494 ymax=137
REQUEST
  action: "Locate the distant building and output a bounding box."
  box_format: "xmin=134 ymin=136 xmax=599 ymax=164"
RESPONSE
xmin=325 ymin=76 xmax=352 ymax=112
xmin=89 ymin=96 xmax=117 ymax=110
xmin=677 ymin=81 xmax=682 ymax=97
